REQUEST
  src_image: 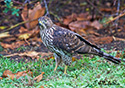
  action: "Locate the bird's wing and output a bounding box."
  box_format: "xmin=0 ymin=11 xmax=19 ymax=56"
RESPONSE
xmin=74 ymin=33 xmax=100 ymax=50
xmin=52 ymin=25 xmax=100 ymax=54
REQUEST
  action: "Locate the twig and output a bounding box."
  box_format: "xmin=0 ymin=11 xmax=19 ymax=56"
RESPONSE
xmin=6 ymin=18 xmax=37 ymax=31
xmin=49 ymin=11 xmax=62 ymax=22
xmin=113 ymin=36 xmax=125 ymax=42
xmin=86 ymin=0 xmax=103 ymax=16
xmin=114 ymin=0 xmax=120 ymax=28
xmin=104 ymin=12 xmax=125 ymax=25
xmin=43 ymin=0 xmax=50 ymax=16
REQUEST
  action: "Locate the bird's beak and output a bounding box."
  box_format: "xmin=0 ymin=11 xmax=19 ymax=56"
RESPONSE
xmin=38 ymin=20 xmax=43 ymax=26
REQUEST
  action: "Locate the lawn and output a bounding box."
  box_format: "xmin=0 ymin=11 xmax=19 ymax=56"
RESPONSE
xmin=0 ymin=52 xmax=125 ymax=88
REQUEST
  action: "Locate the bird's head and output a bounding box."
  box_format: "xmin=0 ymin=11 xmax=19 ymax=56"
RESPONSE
xmin=38 ymin=16 xmax=53 ymax=30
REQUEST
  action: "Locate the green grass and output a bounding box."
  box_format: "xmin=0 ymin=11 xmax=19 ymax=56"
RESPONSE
xmin=0 ymin=53 xmax=125 ymax=88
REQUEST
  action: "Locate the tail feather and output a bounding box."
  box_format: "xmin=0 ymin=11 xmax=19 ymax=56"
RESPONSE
xmin=102 ymin=52 xmax=121 ymax=64
xmin=90 ymin=48 xmax=124 ymax=64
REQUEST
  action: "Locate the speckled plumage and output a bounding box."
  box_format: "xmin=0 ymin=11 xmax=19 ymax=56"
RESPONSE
xmin=38 ymin=16 xmax=122 ymax=73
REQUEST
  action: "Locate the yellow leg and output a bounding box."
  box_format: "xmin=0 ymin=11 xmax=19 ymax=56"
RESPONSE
xmin=54 ymin=64 xmax=58 ymax=71
xmin=64 ymin=65 xmax=68 ymax=74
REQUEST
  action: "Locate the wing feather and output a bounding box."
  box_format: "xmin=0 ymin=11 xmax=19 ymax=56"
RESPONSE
xmin=52 ymin=25 xmax=100 ymax=54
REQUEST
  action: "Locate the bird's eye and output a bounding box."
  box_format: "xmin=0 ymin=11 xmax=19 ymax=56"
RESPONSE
xmin=38 ymin=21 xmax=43 ymax=26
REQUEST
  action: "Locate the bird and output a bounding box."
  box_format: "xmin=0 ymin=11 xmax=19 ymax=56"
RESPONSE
xmin=38 ymin=16 xmax=123 ymax=74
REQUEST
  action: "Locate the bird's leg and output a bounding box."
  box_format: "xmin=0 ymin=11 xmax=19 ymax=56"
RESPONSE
xmin=54 ymin=53 xmax=61 ymax=71
xmin=54 ymin=61 xmax=58 ymax=71
xmin=64 ymin=65 xmax=68 ymax=74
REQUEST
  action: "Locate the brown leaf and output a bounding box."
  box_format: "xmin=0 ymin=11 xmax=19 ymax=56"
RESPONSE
xmin=16 ymin=70 xmax=33 ymax=79
xmin=92 ymin=36 xmax=113 ymax=44
xmin=19 ymin=26 xmax=28 ymax=33
xmin=18 ymin=33 xmax=31 ymax=40
xmin=33 ymin=72 xmax=45 ymax=82
xmin=100 ymin=8 xmax=112 ymax=12
xmin=40 ymin=86 xmax=44 ymax=88
xmin=0 ymin=77 xmax=3 ymax=80
xmin=31 ymin=37 xmax=43 ymax=43
xmin=91 ymin=20 xmax=102 ymax=30
xmin=17 ymin=26 xmax=39 ymax=40
xmin=69 ymin=21 xmax=90 ymax=33
xmin=16 ymin=71 xmax=27 ymax=79
xmin=21 ymin=2 xmax=45 ymax=29
xmin=115 ymin=51 xmax=122 ymax=58
xmin=4 ymin=37 xmax=16 ymax=42
xmin=2 ymin=70 xmax=33 ymax=80
xmin=1 ymin=43 xmax=13 ymax=49
xmin=29 ymin=2 xmax=45 ymax=29
xmin=21 ymin=5 xmax=30 ymax=29
xmin=2 ymin=70 xmax=13 ymax=77
xmin=19 ymin=51 xmax=40 ymax=57
xmin=0 ymin=32 xmax=12 ymax=39
xmin=21 ymin=5 xmax=28 ymax=21
xmin=63 ymin=13 xmax=77 ymax=25
xmin=76 ymin=12 xmax=89 ymax=21
xmin=72 ymin=57 xmax=77 ymax=61
xmin=88 ymin=30 xmax=100 ymax=36
xmin=2 ymin=70 xmax=15 ymax=80
xmin=1 ymin=41 xmax=25 ymax=49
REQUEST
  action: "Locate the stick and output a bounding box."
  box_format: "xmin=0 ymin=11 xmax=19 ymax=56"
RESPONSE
xmin=104 ymin=12 xmax=125 ymax=25
xmin=6 ymin=18 xmax=37 ymax=31
xmin=86 ymin=0 xmax=103 ymax=16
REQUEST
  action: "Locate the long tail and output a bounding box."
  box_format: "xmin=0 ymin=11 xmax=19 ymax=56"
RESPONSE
xmin=90 ymin=47 xmax=124 ymax=64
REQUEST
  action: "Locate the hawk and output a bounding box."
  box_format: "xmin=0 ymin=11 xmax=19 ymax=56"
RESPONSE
xmin=38 ymin=16 xmax=123 ymax=74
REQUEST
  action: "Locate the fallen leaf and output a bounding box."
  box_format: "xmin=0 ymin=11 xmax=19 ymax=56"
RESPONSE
xmin=91 ymin=36 xmax=113 ymax=44
xmin=0 ymin=32 xmax=12 ymax=39
xmin=72 ymin=57 xmax=77 ymax=61
xmin=21 ymin=2 xmax=45 ymax=29
xmin=18 ymin=33 xmax=31 ymax=40
xmin=2 ymin=70 xmax=15 ymax=80
xmin=17 ymin=26 xmax=39 ymax=40
xmin=115 ymin=51 xmax=121 ymax=58
xmin=100 ymin=8 xmax=112 ymax=12
xmin=63 ymin=13 xmax=77 ymax=25
xmin=0 ymin=26 xmax=7 ymax=30
xmin=40 ymin=86 xmax=44 ymax=88
xmin=2 ymin=70 xmax=13 ymax=77
xmin=21 ymin=5 xmax=28 ymax=21
xmin=2 ymin=70 xmax=33 ymax=80
xmin=113 ymin=36 xmax=125 ymax=42
xmin=69 ymin=21 xmax=90 ymax=34
xmin=19 ymin=51 xmax=40 ymax=57
xmin=1 ymin=43 xmax=12 ymax=49
xmin=0 ymin=77 xmax=2 ymax=80
xmin=91 ymin=20 xmax=102 ymax=30
xmin=76 ymin=12 xmax=89 ymax=21
xmin=29 ymin=7 xmax=45 ymax=28
xmin=31 ymin=37 xmax=43 ymax=43
xmin=1 ymin=41 xmax=25 ymax=49
xmin=16 ymin=70 xmax=33 ymax=79
xmin=4 ymin=51 xmax=53 ymax=60
xmin=19 ymin=26 xmax=28 ymax=33
xmin=3 ymin=37 xmax=16 ymax=42
xmin=33 ymin=72 xmax=45 ymax=82
xmin=88 ymin=30 xmax=100 ymax=36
